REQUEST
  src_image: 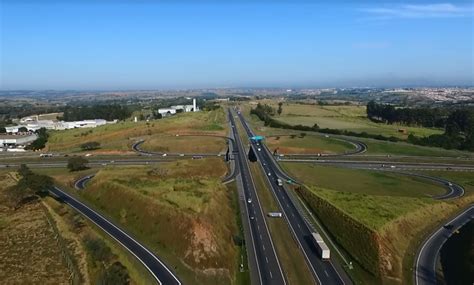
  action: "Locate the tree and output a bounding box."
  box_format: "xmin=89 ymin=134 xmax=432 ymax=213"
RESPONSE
xmin=277 ymin=102 xmax=283 ymax=116
xmin=18 ymin=126 xmax=28 ymax=132
xmin=16 ymin=164 xmax=53 ymax=196
xmin=81 ymin=141 xmax=101 ymax=151
xmin=67 ymin=156 xmax=89 ymax=172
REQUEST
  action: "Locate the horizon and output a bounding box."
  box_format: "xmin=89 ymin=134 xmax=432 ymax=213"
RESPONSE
xmin=1 ymin=0 xmax=473 ymax=90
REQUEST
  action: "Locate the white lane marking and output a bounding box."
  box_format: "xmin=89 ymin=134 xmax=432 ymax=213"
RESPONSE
xmin=325 ymin=270 xmax=329 ymax=277
xmin=51 ymin=187 xmax=180 ymax=285
xmin=266 ymin=257 xmax=269 ymax=263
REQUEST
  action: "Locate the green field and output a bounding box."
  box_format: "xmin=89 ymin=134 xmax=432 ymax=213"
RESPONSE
xmin=237 ymin=102 xmax=474 ymax=158
xmin=266 ymin=134 xmax=353 ymax=154
xmin=281 ymin=163 xmax=445 ymax=198
xmin=280 ymin=162 xmax=474 ymax=284
xmin=47 ymin=108 xmax=227 ymax=153
xmin=140 ymin=135 xmax=227 ymax=154
xmin=360 ymin=138 xmax=474 ymax=157
xmin=254 ymin=101 xmax=443 ymax=139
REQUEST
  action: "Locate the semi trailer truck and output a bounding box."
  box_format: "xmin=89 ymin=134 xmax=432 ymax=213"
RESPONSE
xmin=312 ymin=232 xmax=330 ymax=260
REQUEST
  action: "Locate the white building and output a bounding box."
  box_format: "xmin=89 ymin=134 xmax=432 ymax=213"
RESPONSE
xmin=157 ymin=108 xmax=177 ymax=116
xmin=5 ymin=119 xmax=110 ymax=133
xmin=0 ymin=134 xmax=38 ymax=148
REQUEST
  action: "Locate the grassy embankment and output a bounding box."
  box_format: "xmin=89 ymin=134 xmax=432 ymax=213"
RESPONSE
xmin=46 ymin=108 xmax=227 ymax=154
xmin=1 ymin=169 xmax=155 ymax=284
xmin=281 ymin=163 xmax=474 ymax=284
xmin=237 ymin=102 xmax=473 ymax=158
xmin=40 ymin=158 xmax=244 ymax=285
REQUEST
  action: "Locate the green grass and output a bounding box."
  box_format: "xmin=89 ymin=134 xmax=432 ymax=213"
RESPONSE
xmin=237 ymin=102 xmax=473 ymax=158
xmin=361 ymin=138 xmax=474 ymax=157
xmin=140 ymin=135 xmax=227 ymax=154
xmin=266 ymin=134 xmax=353 ymax=154
xmin=305 ymin=186 xmax=436 ymax=230
xmin=264 ymin=102 xmax=443 ymax=139
xmin=47 ymin=108 xmax=227 ymax=153
xmin=281 ymin=163 xmax=445 ymax=198
xmin=40 ymin=158 xmax=241 ymax=285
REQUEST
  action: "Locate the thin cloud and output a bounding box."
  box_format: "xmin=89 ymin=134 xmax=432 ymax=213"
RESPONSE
xmin=360 ymin=3 xmax=474 ymax=19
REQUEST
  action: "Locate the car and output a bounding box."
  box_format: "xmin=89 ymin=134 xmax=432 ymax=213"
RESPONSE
xmin=268 ymin=172 xmax=271 ymax=176
xmin=263 ymin=162 xmax=266 ymax=166
xmin=162 ymin=153 xmax=167 ymax=157
xmin=247 ymin=198 xmax=252 ymax=203
xmin=250 ymin=216 xmax=255 ymax=220
xmin=101 ymin=163 xmax=107 ymax=166
xmin=257 ymin=148 xmax=261 ymax=151
xmin=390 ymin=165 xmax=396 ymax=169
xmin=179 ymin=153 xmax=185 ymax=157
xmin=443 ymin=224 xmax=454 ymax=230
xmin=85 ymin=153 xmax=92 ymax=157
xmin=447 ymin=182 xmax=453 ymax=187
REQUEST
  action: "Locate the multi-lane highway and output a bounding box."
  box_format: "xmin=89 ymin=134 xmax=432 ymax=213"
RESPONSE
xmin=234 ymin=109 xmax=350 ymax=285
xmin=229 ymin=109 xmax=286 ymax=285
xmin=415 ymin=205 xmax=474 ymax=285
xmin=49 ymin=186 xmax=180 ymax=285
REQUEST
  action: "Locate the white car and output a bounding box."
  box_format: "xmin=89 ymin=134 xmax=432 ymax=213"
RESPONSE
xmin=268 ymin=172 xmax=271 ymax=176
xmin=247 ymin=198 xmax=252 ymax=203
xmin=162 ymin=153 xmax=167 ymax=157
xmin=257 ymin=148 xmax=261 ymax=151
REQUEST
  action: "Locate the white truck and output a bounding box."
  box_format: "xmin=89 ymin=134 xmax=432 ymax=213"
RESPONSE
xmin=312 ymin=232 xmax=330 ymax=260
xmin=276 ymin=178 xmax=283 ymax=186
xmin=267 ymin=212 xmax=283 ymax=218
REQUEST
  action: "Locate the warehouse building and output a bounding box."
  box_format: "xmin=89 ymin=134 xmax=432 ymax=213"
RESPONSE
xmin=0 ymin=134 xmax=38 ymax=149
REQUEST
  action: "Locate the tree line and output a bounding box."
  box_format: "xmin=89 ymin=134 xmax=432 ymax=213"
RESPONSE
xmin=367 ymin=101 xmax=474 ymax=151
xmin=250 ymin=103 xmax=401 ymax=142
xmin=366 ymin=101 xmax=447 ymax=127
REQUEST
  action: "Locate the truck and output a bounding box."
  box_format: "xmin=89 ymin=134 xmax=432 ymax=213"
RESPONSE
xmin=276 ymin=178 xmax=283 ymax=186
xmin=267 ymin=212 xmax=283 ymax=218
xmin=312 ymin=232 xmax=330 ymax=260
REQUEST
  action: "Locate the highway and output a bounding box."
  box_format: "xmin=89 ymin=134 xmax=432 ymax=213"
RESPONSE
xmin=228 ymin=109 xmax=286 ymax=285
xmin=278 ymin=158 xmax=474 ymax=172
xmin=235 ymin=109 xmax=350 ymax=285
xmin=49 ymin=186 xmax=180 ymax=285
xmin=415 ymin=205 xmax=474 ymax=285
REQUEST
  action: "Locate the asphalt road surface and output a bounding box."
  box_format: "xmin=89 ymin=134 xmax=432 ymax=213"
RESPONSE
xmin=229 ymin=109 xmax=286 ymax=285
xmin=235 ymin=109 xmax=350 ymax=285
xmin=415 ymin=205 xmax=474 ymax=285
xmin=49 ymin=186 xmax=180 ymax=285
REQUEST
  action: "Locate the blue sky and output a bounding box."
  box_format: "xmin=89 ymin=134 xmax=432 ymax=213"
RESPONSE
xmin=1 ymin=1 xmax=473 ymax=90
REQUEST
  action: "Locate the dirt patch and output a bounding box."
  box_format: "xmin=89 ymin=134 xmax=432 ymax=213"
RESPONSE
xmin=0 ymin=191 xmax=71 ymax=284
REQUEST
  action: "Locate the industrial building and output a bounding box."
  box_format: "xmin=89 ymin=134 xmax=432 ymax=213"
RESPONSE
xmin=158 ymin=98 xmax=199 ymax=117
xmin=0 ymin=134 xmax=38 ymax=150
xmin=5 ymin=119 xmax=109 ymax=133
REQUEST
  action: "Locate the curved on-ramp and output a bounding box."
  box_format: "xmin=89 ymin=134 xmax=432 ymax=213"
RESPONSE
xmin=415 ymin=205 xmax=474 ymax=285
xmin=49 ymin=186 xmax=181 ymax=285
